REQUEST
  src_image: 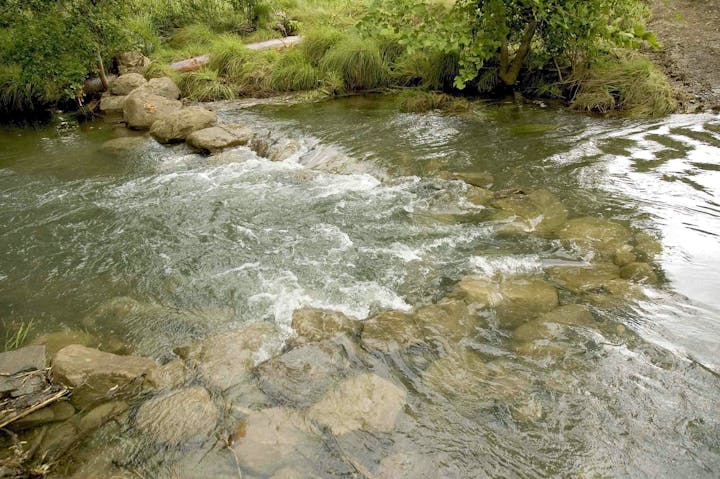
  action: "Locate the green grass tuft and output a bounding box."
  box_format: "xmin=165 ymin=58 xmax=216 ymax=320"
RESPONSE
xmin=169 ymin=23 xmax=216 ymax=49
xmin=229 ymin=49 xmax=279 ymax=97
xmin=320 ymin=36 xmax=388 ymax=91
xmin=570 ymin=54 xmax=677 ymax=118
xmin=302 ymin=26 xmax=343 ymax=66
xmin=0 ymin=65 xmax=40 ymax=114
xmin=3 ymin=319 xmax=35 ymax=351
xmin=178 ymin=68 xmax=236 ymax=101
xmin=270 ymin=52 xmax=320 ymax=91
xmin=209 ymin=36 xmax=250 ymax=78
xmin=397 ymin=90 xmax=470 ymax=113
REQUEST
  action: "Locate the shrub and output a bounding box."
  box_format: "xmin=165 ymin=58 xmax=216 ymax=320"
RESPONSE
xmin=321 ymin=37 xmax=388 ymax=91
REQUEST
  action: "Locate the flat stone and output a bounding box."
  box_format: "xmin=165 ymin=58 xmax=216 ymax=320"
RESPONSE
xmin=414 ymin=298 xmax=480 ymax=341
xmin=256 ymin=341 xmax=350 ymax=407
xmin=291 ymin=307 xmax=360 ymax=344
xmin=52 ymin=345 xmax=157 ymax=409
xmin=150 ymin=106 xmax=217 ymax=143
xmin=77 ymin=400 xmax=128 ymax=435
xmin=142 ymin=76 xmax=180 ymax=100
xmin=307 ymin=373 xmax=407 ymax=435
xmin=558 ymin=217 xmax=632 ymax=259
xmin=110 ymin=73 xmax=147 ymax=96
xmin=36 ymin=421 xmax=79 ymax=459
xmin=10 ymin=400 xmax=75 ymax=430
xmin=145 ymin=359 xmax=187 ymax=390
xmin=186 ymin=125 xmax=254 ymax=153
xmin=0 ymin=345 xmax=46 ymax=395
xmin=190 ymin=322 xmax=281 ymax=391
xmin=135 ymin=387 xmax=218 ymax=444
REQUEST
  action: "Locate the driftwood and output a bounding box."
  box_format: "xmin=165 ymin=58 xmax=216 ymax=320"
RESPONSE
xmin=0 ymin=369 xmax=69 ymax=429
xmin=169 ymin=35 xmax=303 ymax=73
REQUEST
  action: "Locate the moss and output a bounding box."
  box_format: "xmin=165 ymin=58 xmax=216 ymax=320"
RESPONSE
xmin=177 ymin=69 xmax=235 ymax=101
xmin=570 ymin=54 xmax=677 ymax=118
xmin=321 ymin=36 xmax=388 ymax=91
xmin=397 ymin=90 xmax=470 ymax=113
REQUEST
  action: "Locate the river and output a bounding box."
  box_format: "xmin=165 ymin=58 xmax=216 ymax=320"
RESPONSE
xmin=1 ymin=96 xmax=718 ymax=477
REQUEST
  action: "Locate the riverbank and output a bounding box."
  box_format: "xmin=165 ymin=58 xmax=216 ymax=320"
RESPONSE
xmin=647 ymin=0 xmax=720 ymax=112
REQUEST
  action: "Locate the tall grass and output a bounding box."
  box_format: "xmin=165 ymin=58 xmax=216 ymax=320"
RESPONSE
xmin=302 ymin=26 xmax=343 ymax=66
xmin=178 ymin=68 xmax=236 ymax=101
xmin=320 ymin=36 xmax=387 ymax=91
xmin=3 ymin=319 xmax=35 ymax=351
xmin=570 ymin=54 xmax=676 ymax=118
xmin=0 ymin=65 xmax=39 ymax=114
xmin=270 ymin=51 xmax=320 ymax=91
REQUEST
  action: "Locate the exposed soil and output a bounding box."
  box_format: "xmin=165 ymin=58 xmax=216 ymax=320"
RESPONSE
xmin=647 ymin=0 xmax=720 ymax=112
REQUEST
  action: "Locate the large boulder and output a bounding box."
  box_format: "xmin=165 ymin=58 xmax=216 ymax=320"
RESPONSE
xmin=123 ymin=90 xmax=182 ymax=130
xmin=135 ymin=387 xmax=218 ymax=444
xmin=118 ymin=52 xmax=151 ymax=75
xmin=187 ymin=125 xmax=254 ymax=153
xmin=307 ymin=373 xmax=407 ymax=435
xmin=139 ymin=76 xmax=181 ymax=100
xmin=99 ymin=93 xmax=127 ymax=115
xmin=189 ymin=322 xmax=281 ymax=391
xmin=52 ymin=345 xmax=157 ymax=408
xmin=110 ymin=73 xmax=147 ymax=96
xmin=149 ymin=106 xmax=217 ymax=144
xmin=291 ymin=307 xmax=360 ymax=344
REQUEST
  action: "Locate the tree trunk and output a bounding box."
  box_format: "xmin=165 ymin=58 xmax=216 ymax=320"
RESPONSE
xmin=97 ymin=51 xmax=110 ymax=91
xmin=499 ymin=20 xmax=537 ymax=86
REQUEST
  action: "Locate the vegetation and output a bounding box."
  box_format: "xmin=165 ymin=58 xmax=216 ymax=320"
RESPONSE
xmin=3 ymin=319 xmax=35 ymax=351
xmin=0 ymin=0 xmax=679 ymax=118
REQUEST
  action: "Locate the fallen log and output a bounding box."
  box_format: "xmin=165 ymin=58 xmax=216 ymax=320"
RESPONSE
xmin=169 ymin=35 xmax=303 ymax=73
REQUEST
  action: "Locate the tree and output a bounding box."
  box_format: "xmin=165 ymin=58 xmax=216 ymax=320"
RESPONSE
xmin=363 ymin=0 xmax=655 ymax=89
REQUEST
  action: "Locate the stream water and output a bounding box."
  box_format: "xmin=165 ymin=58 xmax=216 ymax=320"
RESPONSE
xmin=1 ymin=96 xmax=719 ymax=478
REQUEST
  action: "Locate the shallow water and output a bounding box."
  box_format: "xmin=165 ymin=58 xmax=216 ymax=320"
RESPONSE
xmin=1 ymin=97 xmax=719 ymax=477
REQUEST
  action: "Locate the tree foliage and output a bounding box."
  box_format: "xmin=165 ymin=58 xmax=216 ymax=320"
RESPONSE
xmin=362 ymin=0 xmax=656 ymax=89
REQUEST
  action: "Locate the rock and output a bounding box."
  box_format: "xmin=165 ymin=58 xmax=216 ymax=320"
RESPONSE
xmin=456 ymin=277 xmax=559 ymax=327
xmin=291 ymin=307 xmax=360 ymax=344
xmin=268 ymin=138 xmax=302 ymax=161
xmin=146 ymin=359 xmax=187 ymax=390
xmin=558 ymin=217 xmax=632 ymax=259
xmin=422 ymin=349 xmax=488 ymax=399
xmin=0 ymin=345 xmax=46 ymax=396
xmin=546 ymin=263 xmax=621 ymax=294
xmin=538 ymin=304 xmax=594 ymax=326
xmin=10 ymin=401 xmax=75 ymax=430
xmin=77 ymin=400 xmax=128 ymax=435
xmin=135 ymin=387 xmax=218 ymax=444
xmin=633 ymin=232 xmax=662 ymax=261
xmin=613 ymin=244 xmax=637 ymax=267
xmin=149 ymin=106 xmax=217 ymax=143
xmin=140 ymin=76 xmax=181 ymax=100
xmin=99 ymin=136 xmax=150 ymax=156
xmin=32 ymin=330 xmax=98 ymax=357
xmin=110 ymin=73 xmax=147 ymax=96
xmin=231 ymin=407 xmax=318 ymax=476
xmin=190 ymin=322 xmax=281 ymax=390
xmin=52 ymin=345 xmax=157 ymax=409
xmin=186 ymin=125 xmax=254 ymax=153
xmin=453 ymin=171 xmax=494 ymax=188
xmin=492 ymin=189 xmax=568 ymax=237
xmin=377 ymin=452 xmax=436 ymax=479
xmin=99 ymin=93 xmax=127 ymax=115
xmin=361 ymin=310 xmax=425 ymax=353
xmin=36 ymin=421 xmax=79 ymax=459
xmin=167 ymin=449 xmax=240 ymax=479
xmin=307 ymin=373 xmax=407 ymax=435
xmin=513 ymin=305 xmax=594 ymax=344
xmin=414 ymin=298 xmax=480 ymax=341
xmin=118 ymin=52 xmax=151 ymax=75
xmin=465 ymin=186 xmax=493 ymax=206
xmin=620 ymin=262 xmax=658 ymax=284
xmin=256 ymin=342 xmax=350 ymax=407
xmin=123 ymin=90 xmax=182 ymax=130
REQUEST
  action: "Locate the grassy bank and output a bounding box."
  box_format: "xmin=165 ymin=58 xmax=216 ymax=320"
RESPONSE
xmin=0 ymin=0 xmax=677 ymax=119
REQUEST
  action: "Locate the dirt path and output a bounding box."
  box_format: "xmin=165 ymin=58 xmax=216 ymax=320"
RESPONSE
xmin=647 ymin=0 xmax=720 ymax=112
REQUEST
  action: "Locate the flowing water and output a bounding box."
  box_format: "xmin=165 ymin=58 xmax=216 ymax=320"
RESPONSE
xmin=1 ymin=96 xmax=719 ymax=478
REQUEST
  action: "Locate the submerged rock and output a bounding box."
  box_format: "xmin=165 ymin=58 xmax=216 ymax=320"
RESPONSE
xmin=110 ymin=73 xmax=147 ymax=96
xmin=465 ymin=185 xmax=493 ymax=206
xmin=453 ymin=171 xmax=494 ymax=188
xmin=414 ymin=298 xmax=481 ymax=341
xmin=9 ymin=400 xmax=75 ymax=430
xmin=291 ymin=307 xmax=360 ymax=344
xmin=77 ymin=400 xmax=128 ymax=435
xmin=361 ymin=310 xmax=425 ymax=353
xmin=186 ymin=125 xmax=253 ymax=153
xmin=558 ymin=217 xmax=632 ymax=259
xmin=613 ymin=244 xmax=637 ymax=267
xmin=268 ymin=138 xmax=302 ymax=161
xmin=633 ymin=232 xmax=662 ymax=261
xmin=456 ymin=277 xmax=559 ymax=327
xmin=135 ymin=387 xmax=218 ymax=444
xmin=190 ymin=322 xmax=281 ymax=391
xmin=52 ymin=345 xmax=157 ymax=408
xmin=492 ymin=189 xmax=568 ymax=237
xmin=307 ymin=373 xmax=407 ymax=435
xmin=620 ymin=262 xmax=658 ymax=284
xmin=546 ymin=263 xmax=621 ymax=294
xmin=32 ymin=330 xmax=98 ymax=357
xmin=123 ymin=90 xmax=182 ymax=130
xmin=256 ymin=341 xmax=350 ymax=407
xmin=99 ymin=136 xmax=150 ymax=156
xmin=149 ymin=106 xmax=217 ymax=144
xmin=231 ymin=407 xmax=318 ymax=476
xmin=145 ymin=359 xmax=187 ymax=390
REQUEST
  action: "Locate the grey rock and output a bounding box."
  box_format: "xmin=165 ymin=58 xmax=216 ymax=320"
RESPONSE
xmin=291 ymin=307 xmax=360 ymax=344
xmin=77 ymin=400 xmax=128 ymax=435
xmin=118 ymin=52 xmax=151 ymax=76
xmin=123 ymin=90 xmax=182 ymax=130
xmin=10 ymin=400 xmax=75 ymax=430
xmin=186 ymin=125 xmax=253 ymax=153
xmin=135 ymin=387 xmax=218 ymax=444
xmin=139 ymin=76 xmax=181 ymax=100
xmin=99 ymin=93 xmax=127 ymax=115
xmin=110 ymin=73 xmax=147 ymax=96
xmin=100 ymin=136 xmax=149 ymax=156
xmin=149 ymin=106 xmax=217 ymax=143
